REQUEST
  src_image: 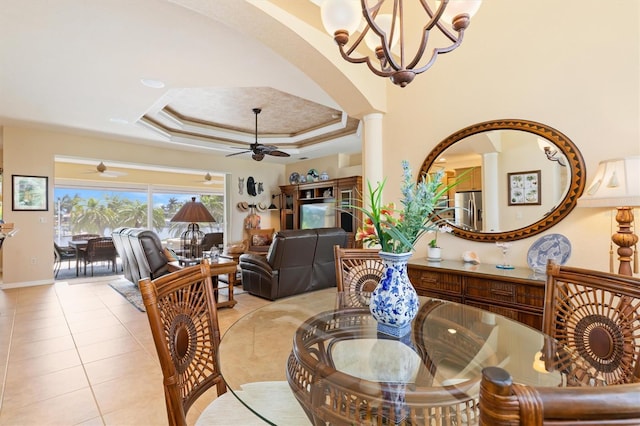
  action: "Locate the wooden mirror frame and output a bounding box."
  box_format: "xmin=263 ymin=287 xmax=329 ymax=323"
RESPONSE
xmin=419 ymin=119 xmax=586 ymax=242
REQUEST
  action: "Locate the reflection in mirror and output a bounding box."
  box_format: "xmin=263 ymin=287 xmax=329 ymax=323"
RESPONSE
xmin=420 ymin=119 xmax=586 ymax=242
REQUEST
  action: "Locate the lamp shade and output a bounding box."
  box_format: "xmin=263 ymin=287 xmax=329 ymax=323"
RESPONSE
xmin=578 ymin=156 xmax=640 ymax=208
xmin=435 ymin=0 xmax=483 ymax=25
xmin=170 ymin=197 xmax=216 ymax=223
xmin=320 ymin=0 xmax=361 ymax=36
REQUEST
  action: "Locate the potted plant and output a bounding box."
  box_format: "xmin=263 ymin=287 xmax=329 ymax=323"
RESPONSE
xmin=352 ymin=160 xmax=460 ymax=337
xmin=427 ymin=224 xmax=453 ymax=261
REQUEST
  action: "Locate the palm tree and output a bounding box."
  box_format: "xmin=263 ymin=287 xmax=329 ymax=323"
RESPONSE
xmin=151 ymin=207 xmax=166 ymax=232
xmin=117 ymin=200 xmax=149 ymax=228
xmin=70 ymin=198 xmax=115 ymax=234
xmin=201 ymin=195 xmax=224 ymax=222
xmin=165 ymin=197 xmax=180 ymax=216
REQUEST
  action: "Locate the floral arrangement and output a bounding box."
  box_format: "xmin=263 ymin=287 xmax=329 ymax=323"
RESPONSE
xmin=354 ymin=160 xmax=457 ymax=254
xmin=428 ymin=224 xmax=453 ymax=248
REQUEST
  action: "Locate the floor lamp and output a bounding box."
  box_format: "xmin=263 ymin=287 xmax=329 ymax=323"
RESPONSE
xmin=170 ymin=197 xmax=216 ymax=259
xmin=578 ymin=156 xmax=640 ymax=276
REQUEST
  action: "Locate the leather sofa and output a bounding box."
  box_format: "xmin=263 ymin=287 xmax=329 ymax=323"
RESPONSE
xmin=112 ymin=227 xmax=178 ymax=284
xmin=239 ymin=228 xmax=348 ymax=300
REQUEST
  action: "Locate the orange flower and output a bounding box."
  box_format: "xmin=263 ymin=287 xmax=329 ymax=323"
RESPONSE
xmin=351 ymin=161 xmax=461 ymax=253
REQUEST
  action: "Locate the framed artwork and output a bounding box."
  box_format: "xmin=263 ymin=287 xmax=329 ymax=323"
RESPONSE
xmin=12 ymin=175 xmax=48 ymax=211
xmin=508 ymin=170 xmax=541 ymax=206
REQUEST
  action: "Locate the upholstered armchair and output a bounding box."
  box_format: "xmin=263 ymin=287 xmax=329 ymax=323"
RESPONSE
xmin=245 ymin=228 xmax=275 ymax=255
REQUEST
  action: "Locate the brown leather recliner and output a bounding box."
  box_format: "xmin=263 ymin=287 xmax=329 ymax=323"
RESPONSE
xmin=239 ymin=228 xmax=348 ymax=300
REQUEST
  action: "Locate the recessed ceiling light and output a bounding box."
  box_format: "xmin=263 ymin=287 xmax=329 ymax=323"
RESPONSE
xmin=140 ymin=78 xmax=165 ymax=89
xmin=109 ymin=117 xmax=129 ymax=124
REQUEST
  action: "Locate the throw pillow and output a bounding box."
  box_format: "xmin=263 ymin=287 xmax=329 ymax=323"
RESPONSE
xmin=252 ymin=234 xmax=272 ymax=246
xmin=227 ymin=241 xmax=246 ymax=254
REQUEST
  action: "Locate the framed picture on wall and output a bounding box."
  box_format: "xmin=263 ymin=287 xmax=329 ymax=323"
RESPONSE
xmin=12 ymin=175 xmax=48 ymax=211
xmin=508 ymin=170 xmax=541 ymax=206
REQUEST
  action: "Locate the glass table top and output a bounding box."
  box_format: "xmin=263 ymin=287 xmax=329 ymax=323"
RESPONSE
xmin=218 ymin=288 xmax=582 ymax=425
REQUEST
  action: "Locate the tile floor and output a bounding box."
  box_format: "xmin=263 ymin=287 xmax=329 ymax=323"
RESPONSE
xmin=0 ymin=275 xmax=271 ymax=425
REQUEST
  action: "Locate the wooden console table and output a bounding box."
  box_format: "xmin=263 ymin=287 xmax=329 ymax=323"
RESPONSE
xmin=407 ymin=259 xmax=545 ymax=330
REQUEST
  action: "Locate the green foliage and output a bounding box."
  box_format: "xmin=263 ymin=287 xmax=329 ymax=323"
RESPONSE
xmin=354 ymin=161 xmax=461 ymax=253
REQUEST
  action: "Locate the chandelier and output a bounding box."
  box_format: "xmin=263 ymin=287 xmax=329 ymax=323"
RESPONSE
xmin=320 ymin=0 xmax=482 ymax=87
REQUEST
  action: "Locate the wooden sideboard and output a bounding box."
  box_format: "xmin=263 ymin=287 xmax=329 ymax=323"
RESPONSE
xmin=407 ymin=259 xmax=546 ymax=330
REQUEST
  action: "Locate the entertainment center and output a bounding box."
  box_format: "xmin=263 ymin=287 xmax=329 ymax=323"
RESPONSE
xmin=279 ymin=176 xmax=362 ymax=247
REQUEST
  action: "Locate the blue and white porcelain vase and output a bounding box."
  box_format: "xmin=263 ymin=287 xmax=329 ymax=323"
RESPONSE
xmin=369 ymin=251 xmax=420 ymax=338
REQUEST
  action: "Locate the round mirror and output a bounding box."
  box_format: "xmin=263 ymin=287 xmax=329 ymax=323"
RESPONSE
xmin=419 ymin=119 xmax=586 ymax=242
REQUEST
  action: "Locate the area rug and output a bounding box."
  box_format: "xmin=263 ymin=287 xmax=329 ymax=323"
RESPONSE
xmin=108 ymin=278 xmax=247 ymax=313
xmin=108 ymin=279 xmax=145 ymax=312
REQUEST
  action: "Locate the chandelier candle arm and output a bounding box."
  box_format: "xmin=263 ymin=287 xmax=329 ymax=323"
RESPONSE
xmin=321 ymin=0 xmax=483 ymax=87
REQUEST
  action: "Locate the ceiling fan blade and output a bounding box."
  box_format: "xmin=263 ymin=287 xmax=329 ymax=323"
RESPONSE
xmin=101 ymin=170 xmax=127 ymax=177
xmin=226 ymin=150 xmax=251 ymax=157
xmin=98 ymin=172 xmax=120 ymax=178
xmin=266 ymin=150 xmax=290 ymax=157
xmin=257 ymin=144 xmax=278 ymax=152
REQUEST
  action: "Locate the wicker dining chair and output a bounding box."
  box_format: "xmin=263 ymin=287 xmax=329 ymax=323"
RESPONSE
xmin=479 ymin=366 xmax=640 ymax=425
xmin=139 ymin=260 xmax=266 ymax=426
xmin=80 ymin=237 xmax=117 ymax=276
xmin=543 ymin=261 xmax=640 ymax=386
xmin=333 ymin=245 xmax=384 ymax=307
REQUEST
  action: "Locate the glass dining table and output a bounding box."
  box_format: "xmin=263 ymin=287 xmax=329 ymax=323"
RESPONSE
xmin=218 ymin=288 xmax=585 ymax=425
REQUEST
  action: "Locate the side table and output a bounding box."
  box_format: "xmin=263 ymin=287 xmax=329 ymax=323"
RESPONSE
xmin=220 ymin=251 xmax=243 ymax=285
xmin=171 ymin=257 xmax=239 ymax=309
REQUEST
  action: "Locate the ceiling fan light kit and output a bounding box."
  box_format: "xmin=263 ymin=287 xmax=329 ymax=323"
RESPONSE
xmin=321 ymin=0 xmax=482 ymax=87
xmin=85 ymin=161 xmax=127 ymax=178
xmin=225 ymin=108 xmax=290 ymax=161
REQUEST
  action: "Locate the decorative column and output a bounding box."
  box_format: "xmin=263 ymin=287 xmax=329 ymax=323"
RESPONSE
xmin=362 ymin=112 xmax=384 ymax=192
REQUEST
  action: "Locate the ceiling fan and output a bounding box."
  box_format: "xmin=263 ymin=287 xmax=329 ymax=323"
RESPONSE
xmin=225 ymin=108 xmax=290 ymax=161
xmin=83 ymin=161 xmax=128 ymax=178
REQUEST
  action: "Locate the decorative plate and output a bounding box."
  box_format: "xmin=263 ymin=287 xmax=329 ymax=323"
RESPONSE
xmin=527 ymin=233 xmax=572 ymax=273
xmin=289 ymin=172 xmax=300 ymax=184
xmin=307 ymin=169 xmax=319 ymax=180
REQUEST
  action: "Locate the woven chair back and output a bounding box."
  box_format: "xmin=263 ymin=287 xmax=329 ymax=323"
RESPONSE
xmin=543 ymin=261 xmax=640 ymax=386
xmin=139 ymin=260 xmax=225 ymax=426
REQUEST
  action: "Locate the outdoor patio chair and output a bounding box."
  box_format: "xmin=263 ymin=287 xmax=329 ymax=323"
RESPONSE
xmin=80 ymin=237 xmax=117 ymax=276
xmin=54 ymin=242 xmax=76 ymax=277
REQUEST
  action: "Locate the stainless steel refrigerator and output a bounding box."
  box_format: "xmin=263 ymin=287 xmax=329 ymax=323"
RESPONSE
xmin=454 ymin=191 xmax=483 ymax=231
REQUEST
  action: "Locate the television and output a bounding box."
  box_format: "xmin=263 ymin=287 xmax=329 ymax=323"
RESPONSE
xmin=300 ymin=202 xmax=336 ymax=229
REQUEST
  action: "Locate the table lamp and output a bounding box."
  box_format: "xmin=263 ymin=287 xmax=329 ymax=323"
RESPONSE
xmin=577 ymin=156 xmax=640 ymax=276
xmin=170 ymin=197 xmax=216 ymax=258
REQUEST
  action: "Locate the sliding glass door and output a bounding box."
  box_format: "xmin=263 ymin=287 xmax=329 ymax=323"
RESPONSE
xmin=54 ymin=184 xmax=224 ymax=244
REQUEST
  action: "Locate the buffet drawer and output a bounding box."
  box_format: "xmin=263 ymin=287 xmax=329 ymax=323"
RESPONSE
xmin=408 ymin=269 xmax=463 ymax=295
xmin=465 ymin=277 xmax=516 ymax=303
